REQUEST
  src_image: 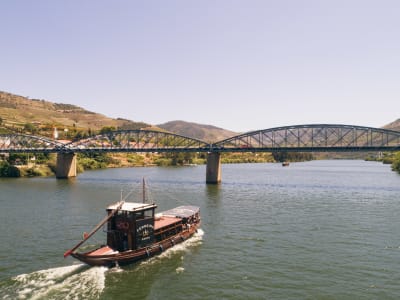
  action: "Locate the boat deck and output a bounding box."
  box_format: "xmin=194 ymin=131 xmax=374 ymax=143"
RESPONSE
xmin=88 ymin=246 xmax=118 ymax=256
xmin=154 ymin=216 xmax=181 ymax=230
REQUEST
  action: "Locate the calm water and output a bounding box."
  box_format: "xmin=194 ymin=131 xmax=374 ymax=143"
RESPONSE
xmin=1 ymin=160 xmax=400 ymax=299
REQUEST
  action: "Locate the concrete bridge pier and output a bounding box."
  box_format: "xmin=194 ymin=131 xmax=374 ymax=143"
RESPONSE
xmin=206 ymin=152 xmax=221 ymax=184
xmin=56 ymin=153 xmax=77 ymax=178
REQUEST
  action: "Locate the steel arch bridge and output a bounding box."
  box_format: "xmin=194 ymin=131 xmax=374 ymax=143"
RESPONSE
xmin=1 ymin=124 xmax=400 ymax=182
xmin=1 ymin=125 xmax=400 ymax=153
xmin=212 ymin=124 xmax=400 ymax=152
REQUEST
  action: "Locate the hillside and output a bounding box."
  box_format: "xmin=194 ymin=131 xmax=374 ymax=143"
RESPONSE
xmin=0 ymin=91 xmax=149 ymax=136
xmin=158 ymin=120 xmax=238 ymax=142
xmin=0 ymin=91 xmax=237 ymax=142
xmin=383 ymin=119 xmax=400 ymax=132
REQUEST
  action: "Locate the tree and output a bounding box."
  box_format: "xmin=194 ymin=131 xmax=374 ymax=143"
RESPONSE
xmin=100 ymin=126 xmax=116 ymax=134
xmin=24 ymin=123 xmax=37 ymax=134
xmin=0 ymin=161 xmax=20 ymax=177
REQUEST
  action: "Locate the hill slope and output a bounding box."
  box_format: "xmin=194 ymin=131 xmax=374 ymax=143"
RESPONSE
xmin=0 ymin=91 xmax=148 ymax=134
xmin=157 ymin=120 xmax=238 ymax=142
xmin=0 ymin=91 xmax=237 ymax=141
xmin=383 ymin=119 xmax=400 ymax=132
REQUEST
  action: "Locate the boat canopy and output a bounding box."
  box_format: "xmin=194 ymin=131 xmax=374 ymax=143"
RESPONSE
xmin=107 ymin=202 xmax=157 ymax=212
xmin=161 ymin=206 xmax=199 ymax=219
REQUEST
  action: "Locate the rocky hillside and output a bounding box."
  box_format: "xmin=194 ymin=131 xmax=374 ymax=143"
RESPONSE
xmin=0 ymin=91 xmax=148 ymax=134
xmin=0 ymin=91 xmax=237 ymax=141
xmin=158 ymin=120 xmax=238 ymax=142
xmin=383 ymin=119 xmax=400 ymax=132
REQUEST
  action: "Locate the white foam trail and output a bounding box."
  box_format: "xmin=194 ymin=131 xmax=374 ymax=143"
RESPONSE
xmin=9 ymin=264 xmax=107 ymax=300
xmin=153 ymin=228 xmax=204 ymax=260
xmin=4 ymin=229 xmax=204 ymax=299
xmin=139 ymin=228 xmax=204 ymax=266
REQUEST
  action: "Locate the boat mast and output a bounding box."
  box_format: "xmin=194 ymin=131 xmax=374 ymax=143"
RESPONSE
xmin=142 ymin=177 xmax=145 ymax=203
xmin=64 ymin=200 xmax=125 ymax=257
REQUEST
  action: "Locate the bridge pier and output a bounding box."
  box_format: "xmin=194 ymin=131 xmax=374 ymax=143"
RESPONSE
xmin=206 ymin=152 xmax=221 ymax=184
xmin=56 ymin=153 xmax=77 ymax=178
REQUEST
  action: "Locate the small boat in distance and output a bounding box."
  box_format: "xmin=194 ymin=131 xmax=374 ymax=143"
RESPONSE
xmin=282 ymin=162 xmax=290 ymax=167
xmin=64 ymin=180 xmax=201 ymax=267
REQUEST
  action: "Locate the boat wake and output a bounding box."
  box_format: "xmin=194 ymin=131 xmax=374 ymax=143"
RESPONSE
xmin=1 ymin=230 xmax=204 ymax=299
xmin=2 ymin=264 xmax=107 ymax=300
xmin=139 ymin=228 xmax=204 ymax=266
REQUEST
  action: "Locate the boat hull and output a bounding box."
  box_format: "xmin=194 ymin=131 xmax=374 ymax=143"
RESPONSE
xmin=71 ymin=223 xmax=200 ymax=267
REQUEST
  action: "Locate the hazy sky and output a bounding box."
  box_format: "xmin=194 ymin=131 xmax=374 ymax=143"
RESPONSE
xmin=1 ymin=1 xmax=399 ymax=132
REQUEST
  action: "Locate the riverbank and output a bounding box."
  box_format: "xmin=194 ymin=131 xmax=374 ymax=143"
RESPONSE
xmin=0 ymin=152 xmax=275 ymax=178
xmin=3 ymin=151 xmax=399 ymax=178
xmin=0 ymin=161 xmax=54 ymax=177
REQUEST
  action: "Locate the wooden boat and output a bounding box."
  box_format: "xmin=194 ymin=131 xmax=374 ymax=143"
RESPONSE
xmin=64 ymin=184 xmax=201 ymax=267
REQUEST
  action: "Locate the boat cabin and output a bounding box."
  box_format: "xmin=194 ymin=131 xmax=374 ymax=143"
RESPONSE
xmin=106 ymin=202 xmax=157 ymax=251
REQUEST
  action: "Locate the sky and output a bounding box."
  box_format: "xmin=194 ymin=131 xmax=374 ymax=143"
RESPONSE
xmin=1 ymin=0 xmax=400 ymax=132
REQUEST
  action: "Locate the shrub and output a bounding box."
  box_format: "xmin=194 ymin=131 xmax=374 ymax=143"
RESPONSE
xmin=0 ymin=161 xmax=20 ymax=177
xmin=78 ymin=157 xmax=107 ymax=170
xmin=154 ymin=158 xmax=173 ymax=166
xmin=25 ymin=166 xmax=54 ymax=177
xmin=127 ymin=154 xmax=145 ymax=165
xmin=391 ymin=152 xmax=400 ymax=174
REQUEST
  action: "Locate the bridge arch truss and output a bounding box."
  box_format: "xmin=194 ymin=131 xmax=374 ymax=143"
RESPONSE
xmin=212 ymin=124 xmax=400 ymax=152
xmin=65 ymin=130 xmax=211 ymax=153
xmin=0 ymin=134 xmax=64 ymax=153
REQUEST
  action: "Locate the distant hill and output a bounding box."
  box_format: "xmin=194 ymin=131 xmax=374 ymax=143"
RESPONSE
xmin=0 ymin=91 xmax=149 ymax=135
xmin=383 ymin=119 xmax=400 ymax=132
xmin=0 ymin=91 xmax=237 ymax=141
xmin=158 ymin=120 xmax=238 ymax=142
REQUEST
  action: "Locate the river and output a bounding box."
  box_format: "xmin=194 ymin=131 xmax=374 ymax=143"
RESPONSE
xmin=1 ymin=160 xmax=400 ymax=299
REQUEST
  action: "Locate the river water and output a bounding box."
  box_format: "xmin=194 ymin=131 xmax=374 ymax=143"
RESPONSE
xmin=1 ymin=160 xmax=400 ymax=299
